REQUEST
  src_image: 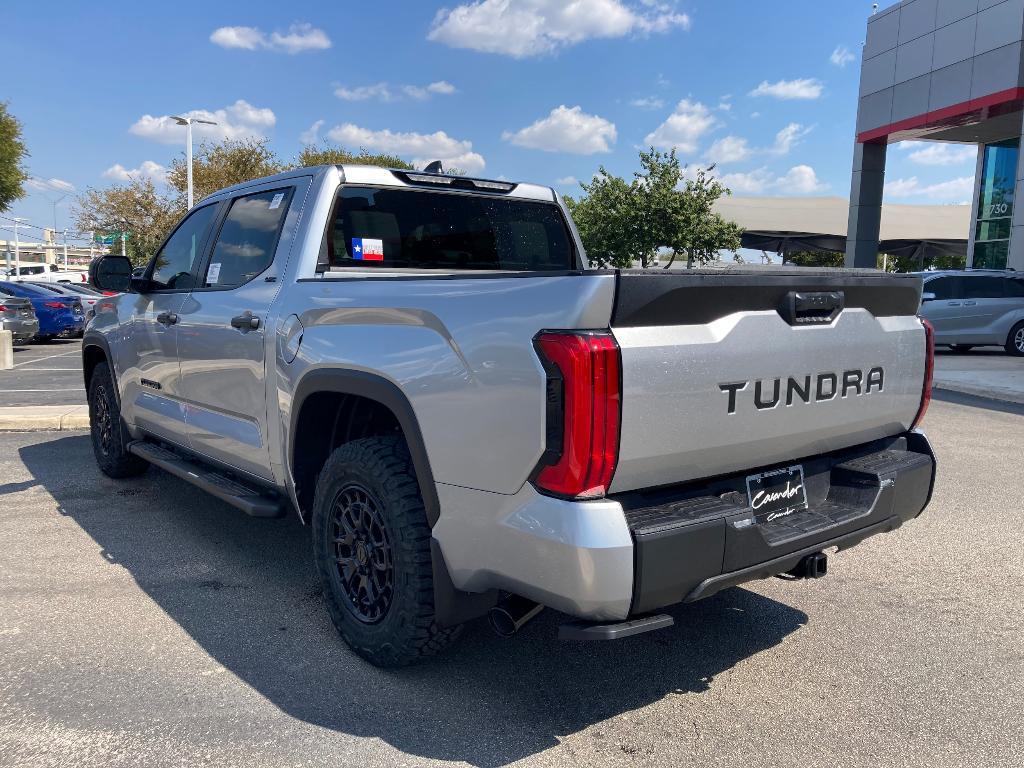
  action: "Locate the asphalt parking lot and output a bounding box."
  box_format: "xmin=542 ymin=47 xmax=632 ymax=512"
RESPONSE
xmin=1 ymin=394 xmax=1022 ymax=767
xmin=0 ymin=339 xmax=84 ymax=407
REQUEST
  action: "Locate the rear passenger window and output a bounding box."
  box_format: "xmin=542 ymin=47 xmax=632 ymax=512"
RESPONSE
xmin=203 ymin=189 xmax=292 ymax=289
xmin=926 ymin=277 xmax=960 ymax=300
xmin=1004 ymin=278 xmax=1024 ymax=297
xmin=963 ymin=276 xmax=1006 ymax=299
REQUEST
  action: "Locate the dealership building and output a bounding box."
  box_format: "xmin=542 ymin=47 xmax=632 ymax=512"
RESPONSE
xmin=848 ymin=0 xmax=1024 ymax=270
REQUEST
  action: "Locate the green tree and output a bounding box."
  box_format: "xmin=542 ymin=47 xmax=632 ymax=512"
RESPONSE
xmin=74 ymin=176 xmax=179 ymax=266
xmin=565 ymin=148 xmax=742 ymax=268
xmin=167 ymin=138 xmax=282 ymax=206
xmin=786 ymin=250 xmax=845 ymax=267
xmin=0 ymin=102 xmax=29 ymax=213
xmin=295 ymin=143 xmax=414 ymax=170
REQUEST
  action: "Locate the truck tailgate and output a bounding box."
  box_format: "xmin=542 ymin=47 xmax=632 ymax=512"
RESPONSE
xmin=608 ymin=268 xmax=926 ymax=494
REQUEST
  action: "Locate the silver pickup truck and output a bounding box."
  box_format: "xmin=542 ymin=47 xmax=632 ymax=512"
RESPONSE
xmin=85 ymin=164 xmax=937 ymax=666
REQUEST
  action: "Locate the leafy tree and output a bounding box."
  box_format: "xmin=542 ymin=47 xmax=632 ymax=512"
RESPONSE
xmin=565 ymin=148 xmax=742 ymax=268
xmin=0 ymin=102 xmax=29 ymax=213
xmin=786 ymin=250 xmax=845 ymax=267
xmin=167 ymin=138 xmax=282 ymax=206
xmin=74 ymin=176 xmax=178 ymax=266
xmin=295 ymin=143 xmax=414 ymax=170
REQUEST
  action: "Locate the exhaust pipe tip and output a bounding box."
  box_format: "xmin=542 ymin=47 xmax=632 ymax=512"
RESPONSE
xmin=487 ymin=595 xmax=543 ymax=638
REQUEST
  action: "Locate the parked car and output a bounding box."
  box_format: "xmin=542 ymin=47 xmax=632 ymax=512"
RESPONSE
xmin=917 ymin=269 xmax=1024 ymax=355
xmin=85 ymin=164 xmax=936 ymax=666
xmin=0 ymin=281 xmax=84 ymax=341
xmin=3 ymin=264 xmax=90 ymax=284
xmin=0 ymin=289 xmax=40 ymax=344
xmin=22 ymin=280 xmax=105 ymax=311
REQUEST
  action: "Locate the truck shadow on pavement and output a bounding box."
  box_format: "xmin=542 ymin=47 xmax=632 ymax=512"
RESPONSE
xmin=20 ymin=434 xmax=808 ymax=768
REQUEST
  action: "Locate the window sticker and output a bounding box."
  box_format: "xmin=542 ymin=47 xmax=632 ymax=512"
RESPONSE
xmin=351 ymin=238 xmax=384 ymax=261
xmin=268 ymin=192 xmax=285 ymax=210
xmin=207 ymin=262 xmax=222 ymax=284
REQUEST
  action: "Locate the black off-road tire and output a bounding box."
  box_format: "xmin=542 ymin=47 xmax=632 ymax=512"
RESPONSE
xmin=88 ymin=362 xmax=149 ymax=479
xmin=1006 ymin=321 xmax=1024 ymax=356
xmin=311 ymin=436 xmax=461 ymax=667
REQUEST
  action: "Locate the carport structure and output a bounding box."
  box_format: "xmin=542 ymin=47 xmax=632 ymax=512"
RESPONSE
xmin=713 ymin=196 xmax=970 ymax=264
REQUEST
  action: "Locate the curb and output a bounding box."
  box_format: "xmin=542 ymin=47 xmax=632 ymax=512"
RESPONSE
xmin=933 ymin=382 xmax=1024 ymax=407
xmin=0 ymin=405 xmax=90 ymax=431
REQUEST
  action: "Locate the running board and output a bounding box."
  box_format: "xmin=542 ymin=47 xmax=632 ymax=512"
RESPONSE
xmin=558 ymin=614 xmax=674 ymax=641
xmin=128 ymin=441 xmax=285 ymax=518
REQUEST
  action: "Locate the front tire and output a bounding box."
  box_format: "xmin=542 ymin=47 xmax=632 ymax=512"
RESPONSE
xmin=1006 ymin=321 xmax=1024 ymax=356
xmin=311 ymin=436 xmax=460 ymax=667
xmin=88 ymin=362 xmax=148 ymax=479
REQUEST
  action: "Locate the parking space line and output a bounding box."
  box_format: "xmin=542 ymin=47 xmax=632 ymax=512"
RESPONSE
xmin=2 ymin=388 xmax=86 ymax=392
xmin=7 ymin=368 xmax=83 ymax=372
xmin=12 ymin=350 xmax=81 ymax=368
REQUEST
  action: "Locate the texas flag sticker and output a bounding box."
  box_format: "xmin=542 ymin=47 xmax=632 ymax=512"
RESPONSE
xmin=351 ymin=237 xmax=384 ymax=261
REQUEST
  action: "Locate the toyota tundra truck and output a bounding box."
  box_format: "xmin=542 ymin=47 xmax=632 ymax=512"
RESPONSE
xmin=84 ymin=164 xmax=937 ymax=666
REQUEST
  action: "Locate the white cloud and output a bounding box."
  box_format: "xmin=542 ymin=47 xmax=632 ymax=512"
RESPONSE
xmin=210 ymin=23 xmax=331 ymax=53
xmin=630 ymin=96 xmax=665 ymax=110
xmin=325 ymin=123 xmax=486 ymax=173
xmin=899 ymin=141 xmax=977 ymax=166
xmin=717 ymin=101 xmax=732 ymax=112
xmin=129 ymin=100 xmax=276 ymax=144
xmin=334 ymin=81 xmax=458 ymax=102
xmin=102 ymin=161 xmax=168 ymax=184
xmin=830 ymin=45 xmax=855 ymax=68
xmin=301 ymin=119 xmax=325 ymax=145
xmin=884 ymin=175 xmax=974 ymax=202
xmin=715 ymin=165 xmax=827 ymax=195
xmin=26 ymin=177 xmax=76 ymax=194
xmin=749 ymin=78 xmax=824 ymax=100
xmin=503 ymin=105 xmax=616 ymax=154
xmin=644 ymin=99 xmax=718 ymax=154
xmin=777 ymin=165 xmax=826 ymax=194
xmin=771 ymin=122 xmax=813 ymax=155
xmin=555 ymin=175 xmax=579 ymax=185
xmin=428 ymin=0 xmax=690 ymax=58
xmin=706 ymin=136 xmax=751 ymax=164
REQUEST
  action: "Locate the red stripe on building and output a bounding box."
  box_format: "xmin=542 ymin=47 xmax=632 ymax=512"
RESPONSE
xmin=856 ymin=87 xmax=1024 ymax=143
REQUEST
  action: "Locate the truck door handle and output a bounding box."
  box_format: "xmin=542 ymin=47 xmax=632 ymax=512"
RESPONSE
xmin=963 ymin=300 xmax=977 ymax=306
xmin=156 ymin=312 xmax=178 ymax=326
xmin=946 ymin=301 xmax=961 ymax=306
xmin=231 ymin=312 xmax=260 ymax=331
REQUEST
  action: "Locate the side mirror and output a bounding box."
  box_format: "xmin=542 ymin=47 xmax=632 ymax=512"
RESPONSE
xmin=921 ymin=292 xmax=936 ymax=302
xmin=89 ymin=255 xmax=133 ymax=293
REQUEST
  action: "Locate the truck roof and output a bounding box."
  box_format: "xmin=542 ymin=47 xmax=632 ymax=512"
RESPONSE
xmin=202 ymin=164 xmax=556 ymax=205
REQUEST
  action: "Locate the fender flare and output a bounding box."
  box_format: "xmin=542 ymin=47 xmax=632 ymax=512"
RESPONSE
xmin=289 ymin=368 xmax=441 ymax=527
xmin=81 ymin=333 xmax=120 ymax=408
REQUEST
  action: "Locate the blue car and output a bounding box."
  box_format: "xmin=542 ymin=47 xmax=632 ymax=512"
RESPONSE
xmin=0 ymin=281 xmax=84 ymax=341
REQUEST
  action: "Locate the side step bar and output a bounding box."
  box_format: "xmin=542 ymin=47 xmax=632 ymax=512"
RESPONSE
xmin=128 ymin=441 xmax=285 ymax=518
xmin=558 ymin=614 xmax=674 ymax=641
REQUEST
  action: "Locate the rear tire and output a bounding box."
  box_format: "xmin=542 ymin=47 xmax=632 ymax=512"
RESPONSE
xmin=1006 ymin=321 xmax=1024 ymax=356
xmin=311 ymin=436 xmax=461 ymax=667
xmin=950 ymin=344 xmax=974 ymax=353
xmin=88 ymin=362 xmax=149 ymax=479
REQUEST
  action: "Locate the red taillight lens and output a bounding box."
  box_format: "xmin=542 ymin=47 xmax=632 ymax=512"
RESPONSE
xmin=533 ymin=331 xmax=621 ymax=499
xmin=44 ymin=301 xmax=65 ymax=309
xmin=912 ymin=318 xmax=935 ymax=429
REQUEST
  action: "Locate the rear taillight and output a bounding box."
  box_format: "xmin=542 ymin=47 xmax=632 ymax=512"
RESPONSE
xmin=532 ymin=331 xmax=621 ymax=499
xmin=44 ymin=301 xmax=64 ymax=309
xmin=0 ymin=304 xmax=7 ymax=312
xmin=912 ymin=318 xmax=935 ymax=430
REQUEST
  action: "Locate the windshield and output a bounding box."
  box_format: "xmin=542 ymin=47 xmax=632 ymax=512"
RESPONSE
xmin=322 ymin=186 xmax=576 ymax=272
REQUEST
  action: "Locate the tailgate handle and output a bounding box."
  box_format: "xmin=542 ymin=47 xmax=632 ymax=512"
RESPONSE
xmin=780 ymin=291 xmax=844 ymax=326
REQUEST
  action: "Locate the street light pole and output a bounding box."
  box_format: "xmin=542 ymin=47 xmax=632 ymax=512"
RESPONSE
xmin=170 ymin=115 xmax=218 ymax=209
xmin=12 ymin=217 xmax=23 ymax=274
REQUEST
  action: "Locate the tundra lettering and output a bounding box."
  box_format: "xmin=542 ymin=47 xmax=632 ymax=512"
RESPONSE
xmin=721 ymin=367 xmax=886 ymax=414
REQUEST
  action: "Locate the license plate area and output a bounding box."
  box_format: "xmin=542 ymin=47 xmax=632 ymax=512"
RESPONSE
xmin=746 ymin=465 xmax=808 ymax=524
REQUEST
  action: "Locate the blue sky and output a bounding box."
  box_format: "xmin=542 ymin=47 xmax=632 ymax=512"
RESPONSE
xmin=5 ymin=0 xmax=978 ymax=244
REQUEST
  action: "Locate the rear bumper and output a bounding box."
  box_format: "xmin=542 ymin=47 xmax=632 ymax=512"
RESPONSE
xmin=433 ymin=431 xmax=935 ymax=622
xmin=0 ymin=317 xmax=39 ymax=343
xmin=623 ymin=431 xmax=935 ymax=615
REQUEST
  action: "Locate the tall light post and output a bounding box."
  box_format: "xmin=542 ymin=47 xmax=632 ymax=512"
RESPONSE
xmin=170 ymin=115 xmax=217 ymax=209
xmin=12 ymin=217 xmax=23 ymax=274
